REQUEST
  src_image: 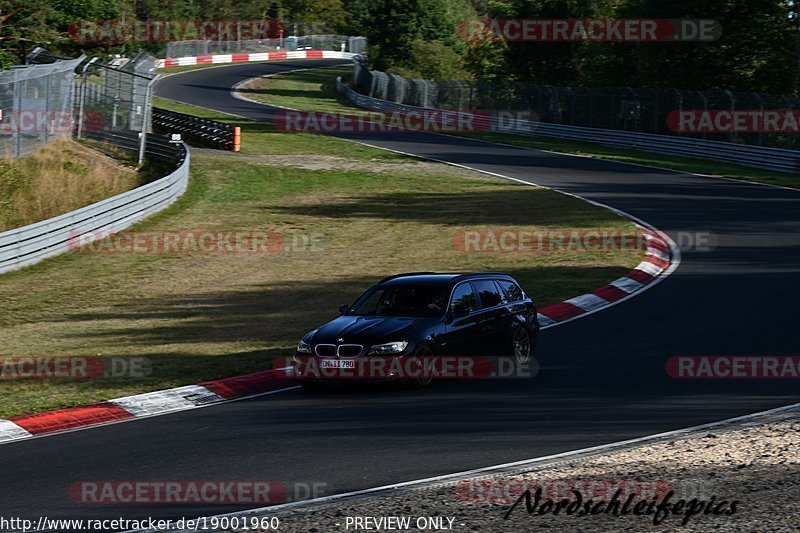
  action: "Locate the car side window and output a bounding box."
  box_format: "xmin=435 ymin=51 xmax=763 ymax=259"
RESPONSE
xmin=497 ymin=280 xmax=524 ymax=302
xmin=450 ymin=283 xmax=478 ymax=313
xmin=471 ymin=280 xmax=503 ymax=309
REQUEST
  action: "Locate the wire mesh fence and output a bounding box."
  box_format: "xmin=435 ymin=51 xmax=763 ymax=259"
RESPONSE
xmin=352 ymin=63 xmax=800 ymax=149
xmin=166 ymin=35 xmax=366 ymax=58
xmin=0 ymin=49 xmax=159 ymax=162
xmin=0 ymin=57 xmax=84 ymax=158
xmin=78 ymin=51 xmax=159 ymax=162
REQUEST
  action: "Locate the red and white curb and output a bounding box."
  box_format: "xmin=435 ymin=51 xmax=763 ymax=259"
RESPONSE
xmin=157 ymin=50 xmax=357 ymax=69
xmin=0 ymin=65 xmax=676 ymax=444
xmin=0 ymin=368 xmax=295 ymax=444
xmin=0 ymin=227 xmax=673 ymax=445
xmin=0 ymin=226 xmax=672 ymax=445
xmin=535 ymin=226 xmax=672 ymax=326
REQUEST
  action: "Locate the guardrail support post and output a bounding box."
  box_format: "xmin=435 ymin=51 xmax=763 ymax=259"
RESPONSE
xmin=138 ymin=74 xmax=161 ymax=166
xmin=76 ymin=58 xmax=98 ymax=140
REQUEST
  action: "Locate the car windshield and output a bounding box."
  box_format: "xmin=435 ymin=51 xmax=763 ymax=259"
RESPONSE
xmin=349 ymin=285 xmax=448 ymax=317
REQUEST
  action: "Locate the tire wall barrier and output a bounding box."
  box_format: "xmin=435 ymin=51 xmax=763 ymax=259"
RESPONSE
xmin=152 ymin=107 xmax=238 ymax=151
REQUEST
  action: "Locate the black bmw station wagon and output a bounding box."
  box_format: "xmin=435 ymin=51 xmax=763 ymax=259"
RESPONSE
xmin=292 ymin=272 xmax=539 ymax=389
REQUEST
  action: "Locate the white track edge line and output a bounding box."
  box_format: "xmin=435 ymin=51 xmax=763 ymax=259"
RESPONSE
xmin=311 ymin=138 xmax=682 ymax=330
xmin=128 ymin=399 xmax=800 ymax=532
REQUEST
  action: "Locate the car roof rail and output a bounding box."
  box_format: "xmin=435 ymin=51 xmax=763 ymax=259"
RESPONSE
xmin=456 ymin=271 xmax=509 ymax=279
xmin=378 ymin=271 xmax=438 ymax=283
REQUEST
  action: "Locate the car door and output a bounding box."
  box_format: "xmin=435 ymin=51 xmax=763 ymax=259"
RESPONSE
xmin=438 ymin=282 xmax=484 ymax=357
xmin=470 ymin=280 xmax=512 ymax=355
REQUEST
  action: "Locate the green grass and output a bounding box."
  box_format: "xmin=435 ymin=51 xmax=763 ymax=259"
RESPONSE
xmin=0 ymin=67 xmax=647 ymax=418
xmin=0 ymin=150 xmax=639 ymax=417
xmin=152 ymin=95 xmax=406 ymax=161
xmin=241 ymin=66 xmax=799 ymax=190
xmin=236 ymin=65 xmax=360 ymax=114
xmin=0 ymin=140 xmax=140 ymax=232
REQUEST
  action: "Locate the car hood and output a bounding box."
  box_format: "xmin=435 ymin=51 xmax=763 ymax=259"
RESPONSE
xmin=311 ymin=315 xmax=431 ymax=346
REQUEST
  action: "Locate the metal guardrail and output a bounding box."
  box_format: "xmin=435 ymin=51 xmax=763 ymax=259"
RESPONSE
xmin=0 ymin=138 xmax=189 ymax=275
xmin=152 ymin=107 xmax=239 ymax=151
xmin=338 ymin=78 xmax=800 ymax=174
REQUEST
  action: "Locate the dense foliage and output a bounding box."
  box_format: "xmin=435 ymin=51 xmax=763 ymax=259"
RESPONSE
xmin=1 ymin=0 xmax=798 ymax=94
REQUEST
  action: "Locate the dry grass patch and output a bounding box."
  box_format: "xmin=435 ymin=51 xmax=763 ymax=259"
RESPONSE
xmin=0 ymin=139 xmax=140 ymax=231
xmin=0 ymin=152 xmax=640 ymax=417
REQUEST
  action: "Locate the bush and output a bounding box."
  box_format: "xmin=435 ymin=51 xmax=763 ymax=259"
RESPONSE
xmin=392 ymin=40 xmax=470 ymax=80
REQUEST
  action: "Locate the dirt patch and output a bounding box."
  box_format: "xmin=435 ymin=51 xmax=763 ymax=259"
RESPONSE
xmin=0 ymin=139 xmax=139 ymax=231
xmin=191 ymin=148 xmax=492 ymax=179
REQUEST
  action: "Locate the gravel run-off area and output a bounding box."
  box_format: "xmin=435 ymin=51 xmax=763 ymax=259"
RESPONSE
xmin=207 ymin=405 xmax=800 ymax=533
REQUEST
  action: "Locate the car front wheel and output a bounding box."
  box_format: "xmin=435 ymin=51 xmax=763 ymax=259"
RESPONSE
xmin=403 ymin=345 xmax=435 ymax=388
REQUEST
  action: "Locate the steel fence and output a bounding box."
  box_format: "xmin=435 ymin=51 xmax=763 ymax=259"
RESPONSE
xmin=0 ymin=50 xmax=190 ymax=275
xmin=352 ymin=63 xmax=800 ymax=150
xmin=0 ymin=57 xmax=84 ymax=158
xmin=77 ymin=51 xmax=160 ymax=164
xmin=166 ymin=35 xmax=366 ymax=58
xmin=0 ymin=140 xmax=189 ymax=275
xmin=338 ymin=76 xmax=800 ymax=174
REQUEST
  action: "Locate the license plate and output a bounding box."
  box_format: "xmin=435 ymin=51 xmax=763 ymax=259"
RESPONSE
xmin=320 ymin=359 xmax=356 ymax=369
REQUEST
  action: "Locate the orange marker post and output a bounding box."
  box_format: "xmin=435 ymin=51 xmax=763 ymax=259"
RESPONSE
xmin=233 ymin=126 xmax=241 ymax=152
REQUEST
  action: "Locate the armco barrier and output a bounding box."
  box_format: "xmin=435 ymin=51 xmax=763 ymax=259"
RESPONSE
xmin=337 ymin=78 xmax=800 ymax=174
xmin=152 ymin=107 xmax=239 ymax=151
xmin=0 ymin=137 xmax=189 ymax=275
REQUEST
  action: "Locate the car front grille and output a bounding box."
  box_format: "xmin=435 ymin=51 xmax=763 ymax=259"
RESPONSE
xmin=315 ymin=344 xmax=336 ymax=357
xmin=313 ymin=344 xmax=364 ymax=357
xmin=337 ymin=344 xmax=363 ymax=357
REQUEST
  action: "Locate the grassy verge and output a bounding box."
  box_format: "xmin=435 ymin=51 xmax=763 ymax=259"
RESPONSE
xmin=152 ymin=95 xmax=405 ymax=161
xmin=0 ymin=140 xmax=141 ymax=232
xmin=240 ymin=66 xmax=799 ymax=190
xmin=0 ymin=77 xmax=641 ymax=418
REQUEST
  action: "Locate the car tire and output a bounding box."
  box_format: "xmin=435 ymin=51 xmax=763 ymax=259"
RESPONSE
xmin=512 ymin=326 xmax=533 ymax=365
xmin=403 ymin=345 xmax=435 ymax=389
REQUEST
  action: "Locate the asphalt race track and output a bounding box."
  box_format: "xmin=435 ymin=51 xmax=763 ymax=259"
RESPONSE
xmin=2 ymin=60 xmax=799 ymax=528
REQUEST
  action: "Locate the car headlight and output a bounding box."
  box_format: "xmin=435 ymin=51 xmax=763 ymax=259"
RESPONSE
xmin=296 ymin=339 xmax=312 ymax=354
xmin=296 ymin=329 xmax=317 ymax=354
xmin=368 ymin=341 xmax=409 ymax=355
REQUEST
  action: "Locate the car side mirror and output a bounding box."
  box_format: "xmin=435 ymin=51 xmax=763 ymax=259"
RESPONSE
xmin=451 ymin=302 xmax=470 ymax=319
xmin=338 ymin=304 xmax=350 ymax=315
